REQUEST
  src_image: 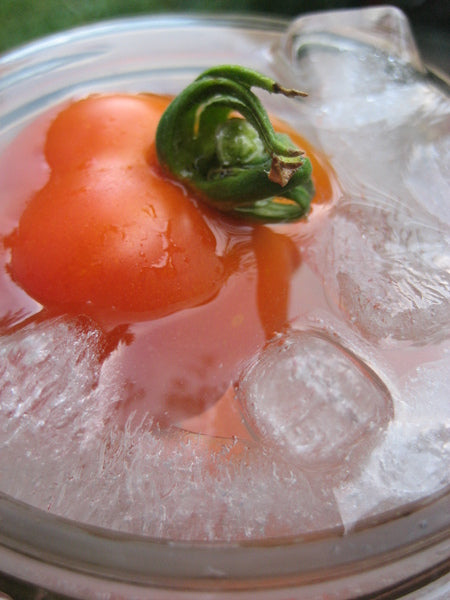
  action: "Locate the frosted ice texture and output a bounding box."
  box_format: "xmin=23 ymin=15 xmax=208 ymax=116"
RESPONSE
xmin=0 ymin=317 xmax=341 ymax=540
xmin=335 ymin=354 xmax=450 ymax=529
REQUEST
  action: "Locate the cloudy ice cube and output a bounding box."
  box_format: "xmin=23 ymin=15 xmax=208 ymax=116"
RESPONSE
xmin=334 ymin=354 xmax=450 ymax=529
xmin=0 ymin=316 xmax=108 ymax=438
xmin=299 ymin=59 xmax=450 ymax=346
xmin=277 ymin=5 xmax=447 ymax=135
xmin=236 ymin=329 xmax=393 ymax=475
xmin=282 ymin=6 xmax=425 ymax=88
xmin=0 ymin=316 xmax=118 ymax=503
xmin=310 ymin=198 xmax=450 ymax=345
xmin=276 ymin=5 xmax=450 ymax=348
xmin=335 ymin=419 xmax=449 ymax=531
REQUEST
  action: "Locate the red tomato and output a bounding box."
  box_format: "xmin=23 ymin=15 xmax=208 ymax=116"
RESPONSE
xmin=8 ymin=94 xmax=226 ymax=319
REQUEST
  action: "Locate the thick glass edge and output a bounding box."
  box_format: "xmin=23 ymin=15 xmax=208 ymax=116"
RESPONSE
xmin=0 ymin=488 xmax=448 ymax=588
xmin=0 ymin=12 xmax=289 ymax=64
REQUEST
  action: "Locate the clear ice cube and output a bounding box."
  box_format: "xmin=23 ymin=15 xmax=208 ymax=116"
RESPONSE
xmin=236 ymin=330 xmax=393 ymax=475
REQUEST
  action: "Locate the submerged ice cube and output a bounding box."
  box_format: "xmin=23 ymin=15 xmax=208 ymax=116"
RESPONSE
xmin=237 ymin=330 xmax=393 ymax=474
xmin=313 ymin=199 xmax=450 ymax=344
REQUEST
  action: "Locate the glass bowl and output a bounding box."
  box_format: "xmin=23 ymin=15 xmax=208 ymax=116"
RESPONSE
xmin=0 ymin=9 xmax=449 ymax=599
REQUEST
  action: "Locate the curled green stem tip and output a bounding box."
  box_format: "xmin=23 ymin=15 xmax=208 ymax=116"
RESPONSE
xmin=155 ymin=65 xmax=314 ymax=223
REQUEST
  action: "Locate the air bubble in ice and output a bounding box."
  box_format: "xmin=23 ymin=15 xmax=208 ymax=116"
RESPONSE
xmin=237 ymin=330 xmax=393 ymax=473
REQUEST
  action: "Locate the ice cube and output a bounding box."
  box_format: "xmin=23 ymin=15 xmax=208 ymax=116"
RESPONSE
xmin=335 ymin=419 xmax=450 ymax=531
xmin=0 ymin=316 xmax=108 ymax=438
xmin=275 ymin=5 xmax=450 ymax=349
xmin=0 ymin=316 xmax=118 ymax=502
xmin=334 ymin=354 xmax=450 ymax=529
xmin=276 ymin=6 xmax=436 ymax=129
xmin=236 ymin=329 xmax=393 ymax=476
xmin=280 ymin=8 xmax=450 ymax=230
xmin=311 ymin=198 xmax=450 ymax=345
xmin=400 ymin=352 xmax=450 ymax=424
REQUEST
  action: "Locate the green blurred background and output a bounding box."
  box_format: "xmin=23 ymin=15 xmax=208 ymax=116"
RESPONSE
xmin=1 ymin=0 xmax=449 ymax=74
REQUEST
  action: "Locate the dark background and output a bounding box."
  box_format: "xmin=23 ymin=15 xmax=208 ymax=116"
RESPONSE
xmin=1 ymin=1 xmax=449 ymax=74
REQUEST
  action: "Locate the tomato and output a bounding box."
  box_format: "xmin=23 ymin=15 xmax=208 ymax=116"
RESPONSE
xmin=8 ymin=95 xmax=226 ymax=319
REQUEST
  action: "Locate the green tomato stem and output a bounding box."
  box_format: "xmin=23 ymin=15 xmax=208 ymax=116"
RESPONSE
xmin=155 ymin=65 xmax=314 ymax=222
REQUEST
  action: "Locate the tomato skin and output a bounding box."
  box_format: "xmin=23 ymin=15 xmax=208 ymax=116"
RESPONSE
xmin=9 ymin=95 xmax=225 ymax=318
xmin=44 ymin=94 xmax=169 ymax=171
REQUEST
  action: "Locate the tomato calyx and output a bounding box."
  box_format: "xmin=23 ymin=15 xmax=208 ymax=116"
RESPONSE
xmin=155 ymin=65 xmax=315 ymax=223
